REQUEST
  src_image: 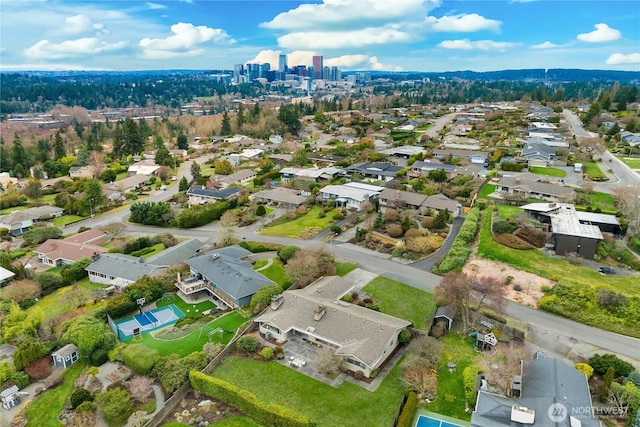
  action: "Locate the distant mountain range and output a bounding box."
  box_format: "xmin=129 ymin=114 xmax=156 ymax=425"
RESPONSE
xmin=2 ymin=68 xmax=639 ymax=83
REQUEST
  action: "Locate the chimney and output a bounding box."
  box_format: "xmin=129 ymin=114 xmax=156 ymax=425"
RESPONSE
xmin=314 ymin=305 xmax=326 ymax=321
xmin=515 ymin=179 xmax=521 ymax=184
xmin=271 ymin=294 xmax=284 ymax=311
xmin=177 ymin=272 xmax=181 ymax=283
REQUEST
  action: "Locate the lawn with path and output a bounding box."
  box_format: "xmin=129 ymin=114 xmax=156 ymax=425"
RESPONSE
xmin=363 ymin=276 xmax=437 ymax=331
xmin=259 ymin=206 xmax=337 ymax=238
xmin=135 ymin=311 xmax=247 ymax=357
xmin=212 ymin=356 xmax=406 ymax=427
xmin=251 ymin=258 xmax=292 ymax=288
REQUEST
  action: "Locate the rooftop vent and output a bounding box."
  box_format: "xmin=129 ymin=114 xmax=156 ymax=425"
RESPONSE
xmin=211 ymin=253 xmax=220 ymax=261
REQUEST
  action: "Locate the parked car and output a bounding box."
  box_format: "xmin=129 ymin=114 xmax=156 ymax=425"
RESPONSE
xmin=598 ymin=266 xmax=616 ymax=275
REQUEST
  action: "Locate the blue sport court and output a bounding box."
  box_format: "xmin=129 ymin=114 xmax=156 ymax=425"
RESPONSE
xmin=108 ymin=304 xmax=185 ymax=340
xmin=415 ymin=414 xmax=465 ymax=427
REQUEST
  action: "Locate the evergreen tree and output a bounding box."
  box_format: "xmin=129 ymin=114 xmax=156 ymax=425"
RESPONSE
xmin=123 ymin=118 xmax=144 ymax=156
xmin=220 ymin=111 xmax=232 ymax=135
xmin=190 ymin=162 xmax=201 ymax=181
xmin=176 ymin=133 xmax=188 ymax=150
xmin=250 ymin=102 xmax=261 ymax=122
xmin=11 ymin=133 xmax=26 ymax=168
xmin=54 ymin=130 xmax=66 ymax=160
xmin=111 ymin=123 xmax=125 ymax=159
xmin=179 ymin=176 xmax=189 ymax=191
xmin=236 ymin=104 xmax=245 ymax=130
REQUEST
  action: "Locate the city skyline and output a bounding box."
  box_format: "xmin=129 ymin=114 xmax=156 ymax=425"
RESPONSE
xmin=0 ymin=0 xmax=639 ymax=72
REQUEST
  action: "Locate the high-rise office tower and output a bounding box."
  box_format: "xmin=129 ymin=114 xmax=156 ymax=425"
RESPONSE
xmin=312 ymin=55 xmax=323 ymax=79
xmin=279 ymin=54 xmax=288 ymax=72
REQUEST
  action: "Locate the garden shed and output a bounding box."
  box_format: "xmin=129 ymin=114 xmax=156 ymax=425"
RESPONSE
xmin=52 ymin=343 xmax=79 ymax=369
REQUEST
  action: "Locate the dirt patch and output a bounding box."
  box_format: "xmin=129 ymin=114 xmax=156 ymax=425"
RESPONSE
xmin=463 ymin=256 xmax=555 ymax=307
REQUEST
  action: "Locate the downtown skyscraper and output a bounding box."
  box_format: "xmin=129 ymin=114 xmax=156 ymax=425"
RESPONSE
xmin=312 ymin=55 xmax=323 ymax=79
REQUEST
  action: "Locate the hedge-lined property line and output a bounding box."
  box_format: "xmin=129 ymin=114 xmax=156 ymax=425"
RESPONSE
xmin=190 ymin=371 xmax=314 ymax=427
xmin=395 ymin=392 xmax=417 ymax=427
xmin=433 ymin=206 xmax=482 ymax=274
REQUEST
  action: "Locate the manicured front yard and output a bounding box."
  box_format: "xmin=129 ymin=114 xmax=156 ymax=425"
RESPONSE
xmin=579 ymin=191 xmax=617 ymax=213
xmin=334 ymin=262 xmax=357 ymax=276
xmin=135 ymin=311 xmax=247 ymax=357
xmin=25 ymin=362 xmax=85 ymax=427
xmin=363 ymin=276 xmax=437 ymax=330
xmin=582 ymin=161 xmax=606 ymax=180
xmin=156 ymin=294 xmax=216 ymax=318
xmin=618 ymin=156 xmax=640 ymax=169
xmin=530 ymin=166 xmax=566 ymax=178
xmin=260 ymin=206 xmax=337 ymax=238
xmin=212 ymin=356 xmax=406 ymax=427
xmin=252 ymin=258 xmax=292 ymax=288
xmin=142 ymin=243 xmax=165 ymax=258
xmin=52 ymin=215 xmax=85 ymax=226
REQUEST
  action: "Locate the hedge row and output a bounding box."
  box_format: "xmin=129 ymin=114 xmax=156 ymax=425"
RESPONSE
xmin=395 ymin=392 xmax=417 ymax=427
xmin=463 ymin=365 xmax=481 ymax=405
xmin=190 ymin=371 xmax=313 ymax=427
xmin=434 ymin=206 xmax=481 ymax=274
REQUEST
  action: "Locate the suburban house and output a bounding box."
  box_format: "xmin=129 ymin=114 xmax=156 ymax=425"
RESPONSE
xmin=408 ymin=160 xmax=456 ymax=178
xmin=85 ymin=239 xmax=204 ymax=287
xmin=494 ymin=173 xmax=575 ymax=202
xmin=521 ymin=203 xmax=621 ymax=259
xmin=34 ymin=229 xmax=107 ymax=266
xmin=127 ymin=160 xmax=161 ymax=176
xmin=471 ymin=356 xmax=599 ymax=427
xmin=251 ymin=187 xmax=308 ymax=210
xmin=319 ymin=182 xmax=384 ymax=210
xmin=279 ymin=167 xmax=342 ymax=183
xmin=176 ymin=245 xmax=275 ymax=309
xmin=433 ymin=149 xmax=490 ymax=167
xmin=343 ymin=162 xmax=403 ymax=182
xmin=186 ymin=186 xmax=241 ymax=205
xmin=519 ymin=141 xmax=558 ymax=167
xmin=107 ymin=174 xmax=149 ymax=193
xmin=382 ymin=145 xmax=427 ymax=159
xmin=51 ymin=344 xmax=79 ymax=369
xmin=621 ymin=131 xmax=640 ymax=147
xmin=0 ymin=205 xmax=64 ymax=236
xmin=0 ymin=266 xmax=15 ymax=286
xmin=68 ymin=165 xmax=97 ymax=179
xmin=210 ymin=170 xmax=257 ymax=188
xmin=378 ymin=188 xmax=461 ymax=217
xmin=254 ymin=276 xmax=411 ymax=379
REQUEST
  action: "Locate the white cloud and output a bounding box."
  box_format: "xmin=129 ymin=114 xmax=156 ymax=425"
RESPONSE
xmin=606 ymin=52 xmax=640 ymax=64
xmin=246 ymin=50 xmax=317 ymax=69
xmin=278 ymin=26 xmax=412 ymax=50
xmin=61 ymin=14 xmax=108 ymax=36
xmin=531 ymin=41 xmax=560 ymax=49
xmin=424 ymin=14 xmax=501 ymax=32
xmin=139 ymin=22 xmax=234 ymax=59
xmin=438 ymin=39 xmax=516 ymax=52
xmin=368 ymin=56 xmax=403 ymax=71
xmin=146 ymin=2 xmax=168 ymax=10
xmin=24 ymin=38 xmax=128 ymax=59
xmin=325 ymin=54 xmax=370 ymax=68
xmin=261 ymin=0 xmax=436 ymax=31
xmin=577 ymin=23 xmax=621 ymax=43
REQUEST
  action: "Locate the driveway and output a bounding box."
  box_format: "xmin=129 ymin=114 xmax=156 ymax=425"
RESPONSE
xmin=411 ymin=215 xmax=465 ymax=271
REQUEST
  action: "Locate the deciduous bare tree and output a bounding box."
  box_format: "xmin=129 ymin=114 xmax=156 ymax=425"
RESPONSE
xmin=404 ymin=365 xmax=438 ymax=400
xmin=219 ymin=210 xmax=238 ymax=247
xmin=285 ymin=246 xmax=335 ymax=287
xmin=486 ymin=342 xmax=531 ymax=396
xmin=613 ymin=186 xmax=640 ymax=235
xmin=100 ymin=222 xmax=127 ymax=237
xmin=128 ymin=375 xmax=154 ymax=403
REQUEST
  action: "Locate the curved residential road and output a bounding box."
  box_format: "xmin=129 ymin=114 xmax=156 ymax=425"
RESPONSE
xmin=410 ymin=215 xmax=464 ymax=271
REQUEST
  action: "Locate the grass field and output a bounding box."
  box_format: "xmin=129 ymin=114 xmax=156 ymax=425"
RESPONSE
xmin=581 ymin=191 xmax=617 ymax=212
xmin=212 ymin=356 xmax=405 ymax=427
xmin=25 ymin=362 xmax=85 ymax=427
xmin=363 ymin=276 xmax=437 ymax=330
xmin=156 ymin=294 xmax=216 ymax=318
xmin=583 ymin=162 xmax=606 ymax=180
xmin=136 ymin=311 xmax=246 ymax=357
xmin=496 ymin=205 xmax=523 ymax=220
xmin=477 ymin=184 xmax=497 ymax=199
xmin=618 ymin=157 xmax=640 ymax=169
xmin=52 ymin=215 xmax=85 ymax=226
xmin=142 ymin=243 xmax=165 ymax=258
xmin=424 ymin=334 xmax=477 ymax=421
xmin=260 ymin=206 xmax=337 ymax=238
xmin=27 ymin=277 xmax=106 ymax=324
xmin=253 ymin=258 xmax=292 ymax=288
xmin=334 ymin=262 xmax=357 ymax=276
xmin=530 ymin=166 xmax=567 ymax=178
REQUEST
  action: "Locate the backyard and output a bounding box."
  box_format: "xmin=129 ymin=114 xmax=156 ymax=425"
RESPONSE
xmin=211 ymin=356 xmax=406 ymax=427
xmin=156 ymin=294 xmax=216 ymax=318
xmin=252 ymin=258 xmax=292 ymax=288
xmin=259 ymin=206 xmax=337 ymax=238
xmin=362 ymin=276 xmax=437 ymax=331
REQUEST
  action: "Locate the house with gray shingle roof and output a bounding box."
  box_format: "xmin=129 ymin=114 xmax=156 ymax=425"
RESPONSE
xmin=0 ymin=205 xmax=64 ymax=236
xmin=177 ymin=245 xmax=275 ymax=309
xmin=254 ymin=276 xmax=411 ymax=378
xmin=495 ymin=173 xmax=575 ymax=202
xmin=186 ymin=186 xmax=241 ymax=205
xmin=251 ymin=187 xmax=307 ymax=210
xmin=378 ymin=188 xmax=461 ymax=217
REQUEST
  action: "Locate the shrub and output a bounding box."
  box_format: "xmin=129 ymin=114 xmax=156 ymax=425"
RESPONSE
xmin=95 ymin=387 xmax=133 ymax=420
xmin=70 ymin=388 xmax=93 ymax=409
xmin=421 ymin=217 xmax=434 ymax=229
xmin=383 ymin=209 xmax=399 ymax=222
xmin=255 ymin=205 xmax=266 ymax=216
xmin=330 ymin=225 xmax=342 ymax=235
xmin=332 ymin=211 xmax=345 ymax=220
xmin=589 ymin=353 xmax=634 ymax=377
xmin=626 ymin=371 xmax=640 ymax=387
xmin=90 ymin=348 xmax=108 ymax=366
xmin=317 ymin=210 xmax=326 ymax=218
xmin=386 ymin=224 xmax=404 ymax=238
xmin=122 ymin=344 xmax=158 ymax=375
xmin=575 ymin=363 xmax=594 ymax=379
xmin=130 ymin=246 xmax=155 ymax=257
xmin=259 ymin=347 xmax=274 ymax=361
xmin=399 ymin=329 xmax=412 ymax=344
xmin=236 ymin=336 xmax=258 ymax=354
xmin=342 ymin=294 xmax=353 ymax=303
xmin=493 ymin=220 xmax=516 ymax=234
xmin=396 ymin=392 xmax=417 ymax=427
xmin=44 ymin=371 xmax=63 ymax=389
xmin=463 ymin=365 xmax=481 ymax=404
xmin=24 ymin=358 xmax=51 ymax=380
xmin=278 ymin=245 xmax=299 ymax=263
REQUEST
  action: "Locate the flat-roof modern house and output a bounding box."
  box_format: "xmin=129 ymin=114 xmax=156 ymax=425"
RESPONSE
xmin=127 ymin=160 xmax=161 ymax=176
xmin=471 ymin=357 xmax=599 ymax=427
xmin=382 ymin=145 xmax=427 ymax=159
xmin=279 ymin=167 xmax=342 ymax=183
xmin=521 ymin=203 xmax=622 ymax=259
xmin=177 ymin=245 xmax=275 ymax=309
xmin=34 ymin=229 xmax=107 ymax=267
xmin=254 ymin=276 xmax=411 ymax=379
xmin=319 ymin=182 xmax=384 ymax=210
xmin=433 ymin=149 xmax=490 ymax=167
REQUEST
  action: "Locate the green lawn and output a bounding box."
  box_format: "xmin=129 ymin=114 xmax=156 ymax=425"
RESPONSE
xmin=212 ymin=356 xmax=406 ymax=427
xmin=156 ymin=294 xmax=217 ymax=318
xmin=135 ymin=311 xmax=247 ymax=357
xmin=363 ymin=276 xmax=437 ymax=331
xmin=477 ymin=184 xmax=496 ymax=199
xmin=581 ymin=191 xmax=617 ymax=212
xmin=260 ymin=206 xmax=337 ymax=238
xmin=496 ymin=205 xmax=523 ymax=220
xmin=211 ymin=417 xmax=263 ymax=427
xmin=142 ymin=243 xmax=165 ymax=258
xmin=25 ymin=362 xmax=85 ymax=427
xmin=252 ymin=258 xmax=292 ymax=288
xmin=618 ymin=157 xmax=640 ymax=169
xmin=424 ymin=334 xmax=477 ymax=421
xmin=334 ymin=262 xmax=357 ymax=276
xmin=52 ymin=215 xmax=85 ymax=226
xmin=27 ymin=278 xmax=106 ymax=324
xmin=529 ymin=166 xmax=566 ymax=178
xmin=0 ymin=205 xmax=27 ymax=215
xmin=583 ymin=162 xmax=606 ymax=180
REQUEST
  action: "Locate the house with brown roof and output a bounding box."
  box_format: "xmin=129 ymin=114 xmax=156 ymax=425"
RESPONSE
xmin=378 ymin=188 xmax=462 ymax=217
xmin=34 ymin=229 xmax=107 ymax=266
xmin=251 ymin=187 xmax=308 ymax=210
xmin=494 ymin=173 xmax=575 ymax=202
xmin=254 ymin=276 xmax=411 ymax=378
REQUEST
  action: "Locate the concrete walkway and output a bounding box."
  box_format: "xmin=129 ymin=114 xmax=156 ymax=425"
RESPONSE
xmin=124 ymin=385 xmax=165 ymax=427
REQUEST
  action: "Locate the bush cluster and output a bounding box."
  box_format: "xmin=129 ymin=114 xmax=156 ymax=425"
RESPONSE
xmin=122 ymin=344 xmax=159 ymax=375
xmin=435 ymin=207 xmax=481 ymax=274
xmin=589 ymin=353 xmax=635 ymax=377
xmin=492 ymin=220 xmax=516 ymax=234
xmin=190 ymin=371 xmax=312 ymax=427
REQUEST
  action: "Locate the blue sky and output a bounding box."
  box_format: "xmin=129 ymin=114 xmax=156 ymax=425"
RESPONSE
xmin=1 ymin=0 xmax=638 ymax=72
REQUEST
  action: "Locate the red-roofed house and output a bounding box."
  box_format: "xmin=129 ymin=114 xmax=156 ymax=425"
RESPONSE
xmin=34 ymin=229 xmax=107 ymax=267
